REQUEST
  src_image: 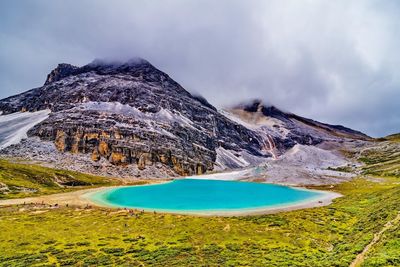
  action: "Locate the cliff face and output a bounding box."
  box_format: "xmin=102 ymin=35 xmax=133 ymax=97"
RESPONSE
xmin=223 ymin=99 xmax=370 ymax=159
xmin=44 ymin=63 xmax=80 ymax=85
xmin=0 ymin=59 xmax=267 ymax=176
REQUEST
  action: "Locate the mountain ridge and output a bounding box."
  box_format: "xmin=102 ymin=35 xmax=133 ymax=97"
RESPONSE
xmin=0 ymin=59 xmax=268 ymax=176
xmin=0 ymin=58 xmax=369 ymax=177
xmin=233 ymin=99 xmax=370 ymax=140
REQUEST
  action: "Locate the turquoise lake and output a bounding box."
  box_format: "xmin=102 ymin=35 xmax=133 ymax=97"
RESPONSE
xmin=89 ymin=179 xmax=325 ymax=213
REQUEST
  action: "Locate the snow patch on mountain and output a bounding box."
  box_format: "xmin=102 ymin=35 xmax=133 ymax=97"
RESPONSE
xmin=220 ymin=109 xmax=290 ymax=137
xmin=78 ymin=101 xmax=142 ymax=116
xmin=254 ymin=144 xmax=355 ymax=185
xmin=0 ymin=110 xmax=50 ymax=150
xmin=75 ymin=101 xmax=197 ymax=129
xmin=215 ymin=147 xmax=250 ymax=169
xmin=283 ymin=144 xmax=348 ymax=168
xmin=214 ymin=146 xmax=266 ymax=171
xmin=185 ymin=169 xmax=251 ymax=181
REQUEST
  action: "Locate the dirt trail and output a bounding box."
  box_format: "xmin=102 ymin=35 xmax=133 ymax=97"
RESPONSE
xmin=349 ymin=211 xmax=400 ymax=267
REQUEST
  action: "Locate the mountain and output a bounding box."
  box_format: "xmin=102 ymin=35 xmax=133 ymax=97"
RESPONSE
xmin=383 ymin=133 xmax=400 ymax=142
xmin=0 ymin=59 xmax=369 ymax=178
xmin=0 ymin=59 xmax=269 ymax=177
xmin=222 ymin=99 xmax=370 ymax=158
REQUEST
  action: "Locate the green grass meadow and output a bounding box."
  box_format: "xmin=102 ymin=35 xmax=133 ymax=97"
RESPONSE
xmin=0 ymin=138 xmax=399 ymax=266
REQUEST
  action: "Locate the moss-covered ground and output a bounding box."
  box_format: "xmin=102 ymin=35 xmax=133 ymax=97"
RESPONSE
xmin=0 ymin=159 xmax=121 ymax=199
xmin=0 ymin=180 xmax=398 ymax=266
xmin=358 ymin=137 xmax=400 ymax=179
xmin=354 ymin=137 xmax=400 ymax=267
xmin=362 ymin=214 xmax=400 ymax=267
xmin=0 ymin=138 xmax=399 ymax=266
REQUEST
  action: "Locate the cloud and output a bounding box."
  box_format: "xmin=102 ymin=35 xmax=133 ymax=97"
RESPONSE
xmin=0 ymin=0 xmax=399 ymax=136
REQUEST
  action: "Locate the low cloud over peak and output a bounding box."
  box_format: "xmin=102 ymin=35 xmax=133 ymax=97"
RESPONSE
xmin=0 ymin=0 xmax=399 ymax=137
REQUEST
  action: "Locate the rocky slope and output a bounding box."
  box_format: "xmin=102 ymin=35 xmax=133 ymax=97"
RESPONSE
xmin=0 ymin=59 xmax=270 ymax=176
xmin=0 ymin=59 xmax=370 ymax=178
xmin=222 ymin=99 xmax=370 ymax=157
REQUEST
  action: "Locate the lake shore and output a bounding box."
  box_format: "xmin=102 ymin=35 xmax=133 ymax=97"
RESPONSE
xmin=0 ymin=181 xmax=342 ymax=216
xmin=85 ymin=184 xmax=342 ymax=216
xmin=0 ymin=180 xmax=167 ymax=208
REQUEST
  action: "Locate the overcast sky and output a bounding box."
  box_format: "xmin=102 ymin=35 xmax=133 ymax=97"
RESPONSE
xmin=0 ymin=0 xmax=399 ymax=137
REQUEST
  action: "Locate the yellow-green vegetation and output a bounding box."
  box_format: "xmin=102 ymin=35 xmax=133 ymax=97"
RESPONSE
xmin=358 ymin=141 xmax=400 ymax=178
xmin=0 ymin=178 xmax=398 ymax=266
xmin=0 ymin=159 xmax=120 ymax=199
xmin=362 ymin=214 xmax=400 ymax=267
xmin=1 ymin=139 xmax=400 ymax=267
xmin=384 ymin=133 xmax=400 ymax=142
xmin=327 ymin=165 xmax=353 ymax=173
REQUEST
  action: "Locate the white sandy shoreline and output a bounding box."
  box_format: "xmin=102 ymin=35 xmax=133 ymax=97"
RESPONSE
xmin=0 ymin=180 xmax=342 ymax=216
xmin=85 ymin=185 xmax=342 ymax=216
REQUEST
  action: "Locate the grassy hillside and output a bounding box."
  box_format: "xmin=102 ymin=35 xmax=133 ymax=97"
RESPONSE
xmin=0 ymin=138 xmax=399 ymax=266
xmin=362 ymin=214 xmax=400 ymax=266
xmin=384 ymin=133 xmax=400 ymax=142
xmin=355 ymin=138 xmax=400 ymax=266
xmin=0 ymin=159 xmax=119 ymax=199
xmin=358 ymin=140 xmax=400 ymax=179
xmin=0 ymin=178 xmax=398 ymax=266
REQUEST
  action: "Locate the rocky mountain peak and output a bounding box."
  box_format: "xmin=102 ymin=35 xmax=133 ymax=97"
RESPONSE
xmin=44 ymin=63 xmax=79 ymax=85
xmin=234 ymin=99 xmax=289 ymax=120
xmin=0 ymin=57 xmax=268 ymax=176
xmin=240 ymin=99 xmax=264 ymax=112
xmin=82 ymin=57 xmax=153 ymax=73
xmin=43 ymin=57 xmax=169 ymax=88
xmin=79 ymin=57 xmax=168 ymax=81
xmin=87 ymin=57 xmax=150 ymax=68
xmin=229 ymin=98 xmax=370 ymax=141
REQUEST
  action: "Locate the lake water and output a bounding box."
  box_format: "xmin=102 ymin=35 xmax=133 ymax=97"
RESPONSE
xmin=89 ymin=179 xmax=325 ymax=213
